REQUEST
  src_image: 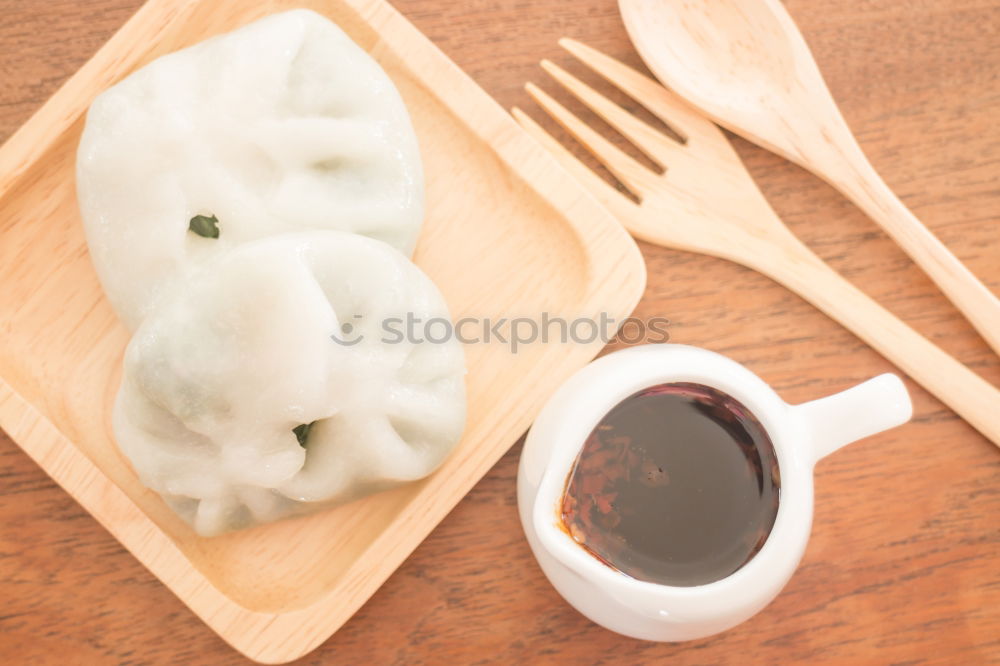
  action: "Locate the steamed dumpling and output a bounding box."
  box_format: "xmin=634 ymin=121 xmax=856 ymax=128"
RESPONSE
xmin=77 ymin=9 xmax=424 ymax=328
xmin=114 ymin=231 xmax=466 ymax=536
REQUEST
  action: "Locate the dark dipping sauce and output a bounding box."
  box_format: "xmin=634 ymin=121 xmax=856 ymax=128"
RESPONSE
xmin=560 ymin=382 xmax=780 ymax=587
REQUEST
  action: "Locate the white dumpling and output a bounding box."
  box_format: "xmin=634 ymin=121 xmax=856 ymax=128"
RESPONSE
xmin=114 ymin=231 xmax=466 ymax=536
xmin=77 ymin=9 xmax=424 ymax=328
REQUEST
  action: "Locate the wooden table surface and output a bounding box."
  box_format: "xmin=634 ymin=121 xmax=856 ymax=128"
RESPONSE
xmin=1 ymin=0 xmax=998 ymax=663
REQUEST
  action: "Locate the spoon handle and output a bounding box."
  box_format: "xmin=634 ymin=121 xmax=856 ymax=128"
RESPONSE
xmin=744 ymin=229 xmax=1000 ymax=448
xmin=818 ymin=138 xmax=1000 ymax=357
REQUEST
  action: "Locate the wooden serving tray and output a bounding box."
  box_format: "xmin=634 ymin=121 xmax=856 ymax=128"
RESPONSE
xmin=0 ymin=0 xmax=645 ymax=662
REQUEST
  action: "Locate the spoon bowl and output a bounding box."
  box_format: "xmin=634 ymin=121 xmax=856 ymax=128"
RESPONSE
xmin=619 ymin=0 xmax=839 ymax=163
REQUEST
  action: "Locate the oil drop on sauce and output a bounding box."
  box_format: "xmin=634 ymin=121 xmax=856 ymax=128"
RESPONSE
xmin=560 ymin=383 xmax=780 ymax=587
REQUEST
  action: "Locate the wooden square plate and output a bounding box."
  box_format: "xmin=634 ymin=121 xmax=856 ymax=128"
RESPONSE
xmin=0 ymin=0 xmax=646 ymax=661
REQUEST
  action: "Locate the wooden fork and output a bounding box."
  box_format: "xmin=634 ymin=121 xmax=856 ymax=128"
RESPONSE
xmin=512 ymin=39 xmax=1000 ymax=448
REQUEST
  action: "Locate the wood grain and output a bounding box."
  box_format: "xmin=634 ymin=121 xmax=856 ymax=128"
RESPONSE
xmin=1 ymin=0 xmax=999 ymax=663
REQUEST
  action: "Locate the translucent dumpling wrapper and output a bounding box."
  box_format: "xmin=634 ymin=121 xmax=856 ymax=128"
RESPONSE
xmin=77 ymin=9 xmax=424 ymax=328
xmin=114 ymin=231 xmax=466 ymax=536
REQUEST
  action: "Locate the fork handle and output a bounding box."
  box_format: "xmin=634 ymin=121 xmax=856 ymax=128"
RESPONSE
xmin=746 ymin=231 xmax=1000 ymax=448
xmin=821 ymin=141 xmax=1000 ymax=358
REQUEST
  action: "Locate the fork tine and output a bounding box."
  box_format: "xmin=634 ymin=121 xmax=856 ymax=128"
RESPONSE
xmin=540 ymin=59 xmax=682 ymax=168
xmin=511 ymin=107 xmax=636 ymax=218
xmin=559 ymin=38 xmax=700 ymax=142
xmin=525 ymin=82 xmax=655 ymax=198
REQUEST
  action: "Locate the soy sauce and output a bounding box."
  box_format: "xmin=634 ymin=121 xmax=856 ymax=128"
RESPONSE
xmin=560 ymin=383 xmax=780 ymax=587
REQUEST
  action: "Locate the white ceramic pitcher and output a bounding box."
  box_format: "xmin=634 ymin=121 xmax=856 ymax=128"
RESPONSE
xmin=517 ymin=344 xmax=912 ymax=641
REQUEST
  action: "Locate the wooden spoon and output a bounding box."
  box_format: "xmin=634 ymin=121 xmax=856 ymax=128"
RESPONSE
xmin=619 ymin=0 xmax=1000 ymax=356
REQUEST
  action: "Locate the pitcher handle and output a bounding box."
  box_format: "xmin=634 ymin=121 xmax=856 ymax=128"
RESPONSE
xmin=792 ymin=374 xmax=912 ymax=463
